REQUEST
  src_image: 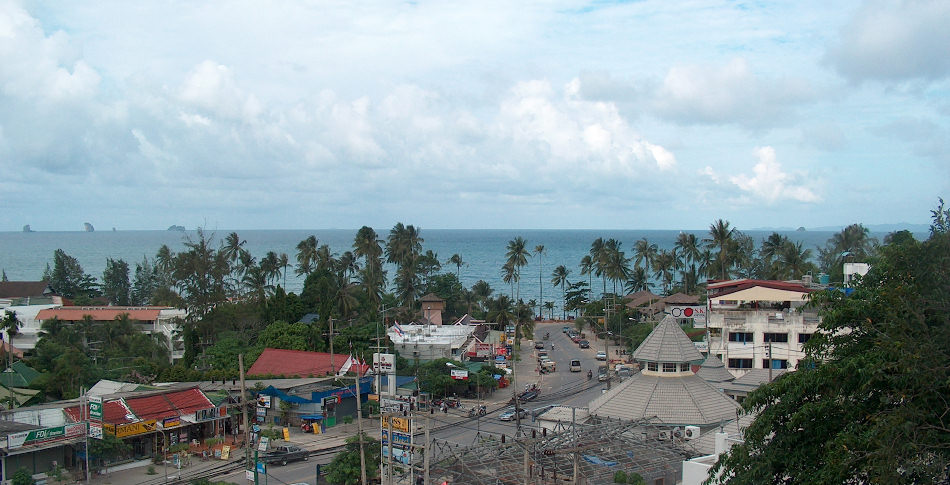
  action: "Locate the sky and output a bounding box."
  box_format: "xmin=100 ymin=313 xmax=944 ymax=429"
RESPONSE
xmin=1 ymin=0 xmax=948 ymax=231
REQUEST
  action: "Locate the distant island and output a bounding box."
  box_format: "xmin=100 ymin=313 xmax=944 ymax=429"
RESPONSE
xmin=83 ymin=222 xmax=94 ymax=232
xmin=22 ymin=224 xmax=34 ymax=233
xmin=796 ymin=226 xmax=806 ymax=231
xmin=167 ymin=225 xmax=186 ymax=231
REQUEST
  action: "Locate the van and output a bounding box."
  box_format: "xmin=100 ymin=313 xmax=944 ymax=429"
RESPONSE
xmin=569 ymin=359 xmax=582 ymax=372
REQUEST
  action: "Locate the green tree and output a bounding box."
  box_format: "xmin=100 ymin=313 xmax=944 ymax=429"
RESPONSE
xmin=101 ymin=258 xmax=131 ymax=306
xmin=447 ymin=253 xmax=465 ymax=280
xmin=11 ymin=468 xmax=35 ymax=485
xmin=706 ymin=219 xmax=735 ymax=280
xmin=534 ymin=245 xmax=546 ymax=318
xmin=505 ymin=236 xmax=530 ymax=301
xmin=130 ymin=256 xmax=158 ymax=305
xmin=323 ymin=434 xmax=380 ymax=484
xmin=295 ymin=235 xmax=319 ymax=276
xmin=551 ymin=265 xmax=570 ymax=320
xmin=46 ymin=249 xmax=98 ymax=299
xmin=710 ymin=209 xmax=950 ymax=483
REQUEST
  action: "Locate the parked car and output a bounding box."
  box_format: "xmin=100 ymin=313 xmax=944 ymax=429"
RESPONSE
xmin=597 ymin=365 xmax=609 ymax=382
xmin=596 ymin=351 xmax=607 ymax=360
xmin=570 ymin=359 xmax=582 ymax=372
xmin=540 ymin=360 xmax=556 ymax=373
xmin=261 ymin=445 xmax=309 ymax=465
xmin=499 ymin=407 xmax=529 ymax=421
xmin=535 ymin=341 xmax=545 ymax=349
xmin=537 ymin=350 xmax=549 ymax=361
xmin=571 ymin=335 xmax=582 ymax=343
xmin=578 ymin=340 xmax=590 ymax=349
xmin=562 ymin=326 xmax=570 ymax=333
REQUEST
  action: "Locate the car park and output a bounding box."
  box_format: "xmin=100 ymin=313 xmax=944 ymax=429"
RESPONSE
xmin=499 ymin=407 xmax=529 ymax=421
xmin=578 ymin=340 xmax=590 ymax=348
xmin=596 ymin=351 xmax=607 ymax=360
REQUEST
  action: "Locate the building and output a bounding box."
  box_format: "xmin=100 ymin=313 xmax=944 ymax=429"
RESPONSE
xmin=587 ymin=315 xmax=741 ymax=428
xmin=706 ymin=279 xmax=820 ymax=377
xmin=388 ymin=322 xmax=477 ymax=361
xmin=247 ymin=348 xmax=368 ymax=378
xmin=34 ymin=306 xmax=186 ymax=361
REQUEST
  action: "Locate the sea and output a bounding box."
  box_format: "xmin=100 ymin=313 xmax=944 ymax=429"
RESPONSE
xmin=0 ymin=228 xmax=907 ymax=306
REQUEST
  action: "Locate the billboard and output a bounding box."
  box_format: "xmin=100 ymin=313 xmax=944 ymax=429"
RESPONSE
xmin=373 ymin=353 xmax=395 ymax=373
xmin=450 ymin=369 xmax=469 ymax=380
xmin=473 ymin=343 xmax=494 ymax=358
xmin=669 ymin=306 xmax=707 ymax=326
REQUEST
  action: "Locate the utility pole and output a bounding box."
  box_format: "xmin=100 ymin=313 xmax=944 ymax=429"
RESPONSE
xmin=240 ymin=354 xmax=256 ymax=485
xmin=329 ymin=318 xmax=335 ymax=375
xmin=82 ymin=387 xmax=90 ymax=485
xmin=767 ymin=342 xmax=773 ymax=383
xmin=571 ymin=407 xmax=578 ymax=484
xmin=512 ymin=321 xmax=522 ymax=436
xmin=354 ymin=350 xmax=368 ymax=485
xmin=424 ymin=413 xmax=431 ymax=485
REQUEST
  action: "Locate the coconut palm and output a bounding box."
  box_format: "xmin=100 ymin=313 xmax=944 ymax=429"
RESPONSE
xmin=674 ymin=233 xmax=701 ymax=292
xmin=589 ymin=238 xmax=608 ymax=298
xmin=551 ymin=265 xmax=570 ymax=320
xmin=603 ymin=241 xmax=631 ymax=296
xmin=625 ymin=266 xmax=650 ymax=293
xmin=505 ymin=237 xmax=530 ymax=301
xmin=261 ymin=251 xmax=280 ymax=286
xmin=707 ymin=219 xmax=735 ymax=280
xmin=296 ymin=235 xmax=319 ymax=276
xmin=579 ymin=255 xmax=594 ymax=289
xmin=780 ymin=241 xmax=814 ymax=280
xmin=278 ymin=253 xmax=290 ymax=288
xmin=387 ymin=223 xmax=424 ymax=308
xmin=534 ymin=244 xmax=546 ymax=318
xmin=653 ymin=250 xmax=675 ymax=295
xmin=337 ymin=251 xmax=360 ymax=284
xmin=543 ymin=301 xmax=555 ymax=320
xmin=634 ymin=238 xmax=658 ymax=273
xmin=447 ymin=254 xmax=465 ymax=280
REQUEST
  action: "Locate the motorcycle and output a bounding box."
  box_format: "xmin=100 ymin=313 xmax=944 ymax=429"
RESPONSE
xmin=468 ymin=405 xmax=487 ymax=417
xmin=587 ymin=370 xmax=593 ymax=381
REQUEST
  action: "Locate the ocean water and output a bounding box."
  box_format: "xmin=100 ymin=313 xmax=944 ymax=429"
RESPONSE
xmin=0 ymin=228 xmax=887 ymax=306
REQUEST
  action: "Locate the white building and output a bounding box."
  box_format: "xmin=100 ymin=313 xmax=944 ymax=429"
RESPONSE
xmin=706 ymin=279 xmax=820 ymax=377
xmin=387 ymin=322 xmax=477 ymax=361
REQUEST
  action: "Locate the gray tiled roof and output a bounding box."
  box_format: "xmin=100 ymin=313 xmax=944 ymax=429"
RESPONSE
xmin=696 ymin=354 xmax=736 ymax=383
xmin=588 ymin=372 xmax=741 ymax=426
xmin=633 ymin=315 xmax=704 ymax=363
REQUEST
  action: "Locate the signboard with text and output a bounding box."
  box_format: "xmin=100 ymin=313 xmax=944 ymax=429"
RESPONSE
xmin=450 ymin=369 xmax=469 ymax=380
xmin=668 ymin=306 xmax=707 ymax=326
xmin=386 ymin=416 xmax=411 ymax=433
xmin=89 ymin=396 xmax=103 ymax=420
xmin=8 ymin=423 xmax=86 ymax=450
xmin=473 ymin=343 xmax=494 ymax=358
xmin=108 ymin=420 xmax=157 ymax=438
xmin=381 ymin=429 xmax=412 ymax=446
xmin=373 ymin=353 xmax=395 ymax=373
xmin=89 ymin=422 xmax=103 ymax=440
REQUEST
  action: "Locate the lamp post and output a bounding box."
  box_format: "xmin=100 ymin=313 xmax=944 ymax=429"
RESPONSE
xmin=156 ymin=431 xmax=168 ymax=483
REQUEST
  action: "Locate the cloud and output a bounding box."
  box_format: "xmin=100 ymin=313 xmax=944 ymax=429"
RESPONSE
xmin=652 ymin=58 xmax=815 ymax=129
xmin=825 ymin=0 xmax=950 ymax=83
xmin=728 ymin=147 xmax=821 ymax=204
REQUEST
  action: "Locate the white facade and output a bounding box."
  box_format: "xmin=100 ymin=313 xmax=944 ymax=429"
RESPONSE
xmin=706 ymin=281 xmax=821 ymax=378
xmin=387 ymin=324 xmax=475 ymax=361
xmin=2 ymin=304 xmax=60 ymax=351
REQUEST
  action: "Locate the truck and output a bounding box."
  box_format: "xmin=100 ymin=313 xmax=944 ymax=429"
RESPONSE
xmin=261 ymin=445 xmax=310 ymax=465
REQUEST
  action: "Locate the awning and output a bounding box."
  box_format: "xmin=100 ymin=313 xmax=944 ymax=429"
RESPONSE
xmin=299 ymin=414 xmax=324 ymax=420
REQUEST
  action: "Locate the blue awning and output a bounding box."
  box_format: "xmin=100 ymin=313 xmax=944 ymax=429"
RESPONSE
xmin=257 ymin=386 xmax=311 ymax=404
xmin=300 ymin=414 xmax=324 ymax=420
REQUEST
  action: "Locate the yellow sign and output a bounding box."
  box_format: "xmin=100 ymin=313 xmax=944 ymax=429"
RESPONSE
xmin=108 ymin=420 xmax=158 ymax=438
xmin=388 ymin=416 xmax=411 ymax=433
xmin=221 ymin=446 xmax=231 ymax=460
xmin=282 ymin=427 xmax=290 ymax=440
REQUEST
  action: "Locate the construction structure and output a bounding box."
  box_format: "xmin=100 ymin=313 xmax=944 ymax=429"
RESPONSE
xmin=426 ymin=417 xmax=697 ymax=484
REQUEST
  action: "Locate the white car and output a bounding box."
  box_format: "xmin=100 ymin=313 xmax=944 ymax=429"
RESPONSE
xmin=596 ymin=351 xmax=607 ymax=361
xmin=499 ymin=407 xmax=529 ymax=421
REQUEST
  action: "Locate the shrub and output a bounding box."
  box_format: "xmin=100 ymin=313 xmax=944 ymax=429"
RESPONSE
xmin=146 ymin=466 xmax=157 ymax=475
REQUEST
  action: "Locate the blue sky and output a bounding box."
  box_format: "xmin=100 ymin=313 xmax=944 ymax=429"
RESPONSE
xmin=1 ymin=0 xmax=947 ymax=231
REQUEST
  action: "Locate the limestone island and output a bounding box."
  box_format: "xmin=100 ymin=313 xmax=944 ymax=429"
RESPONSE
xmin=167 ymin=225 xmax=186 ymax=231
xmin=83 ymin=222 xmax=95 ymax=232
xmin=22 ymin=224 xmax=34 ymax=232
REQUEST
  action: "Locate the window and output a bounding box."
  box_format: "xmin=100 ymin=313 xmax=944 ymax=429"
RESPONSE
xmin=763 ymin=359 xmax=789 ymax=369
xmin=663 ymin=363 xmax=676 ymax=373
xmin=798 ymin=333 xmax=812 ymax=344
xmin=728 ymin=332 xmax=753 ymax=343
xmin=709 ymin=328 xmax=721 ymax=337
xmin=647 ymin=362 xmax=658 ymax=372
xmin=728 ymin=358 xmax=753 ymax=369
xmin=679 ymin=363 xmax=690 ymax=372
xmin=764 ymin=333 xmax=788 ymax=343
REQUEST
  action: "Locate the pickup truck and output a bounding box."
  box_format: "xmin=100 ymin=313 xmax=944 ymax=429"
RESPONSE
xmin=261 ymin=445 xmax=310 ymax=465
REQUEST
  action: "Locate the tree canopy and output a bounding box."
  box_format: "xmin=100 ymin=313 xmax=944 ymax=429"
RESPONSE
xmin=709 ymin=205 xmax=950 ymax=484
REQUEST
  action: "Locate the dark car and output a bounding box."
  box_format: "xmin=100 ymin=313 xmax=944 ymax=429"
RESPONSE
xmin=535 ymin=341 xmax=545 ymax=349
xmin=262 ymin=445 xmax=310 ymax=465
xmin=578 ymin=340 xmax=590 ymax=348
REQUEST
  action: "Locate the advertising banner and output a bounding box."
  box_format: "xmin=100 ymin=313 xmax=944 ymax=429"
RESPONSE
xmin=89 ymin=395 xmax=103 ymax=420
xmin=669 ymin=306 xmax=707 ymax=326
xmin=382 ymin=445 xmax=412 ymax=464
xmin=373 ymin=353 xmax=395 ymax=373
xmin=473 ymin=343 xmax=494 ymax=358
xmin=387 ymin=416 xmax=411 ymax=433
xmin=381 ymin=429 xmax=412 ymax=446
xmin=8 ymin=423 xmax=89 ymax=450
xmin=380 ymin=397 xmax=407 ymax=414
xmin=89 ymin=422 xmax=103 ymax=440
xmin=257 ymin=395 xmax=272 ymax=408
xmin=450 ymin=369 xmax=469 ymax=380
xmin=111 ymin=420 xmax=157 ymax=438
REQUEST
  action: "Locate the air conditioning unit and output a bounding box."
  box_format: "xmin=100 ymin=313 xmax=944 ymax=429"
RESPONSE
xmin=684 ymin=426 xmax=700 ymax=440
xmin=672 ymin=427 xmax=683 ymax=438
xmin=657 ymin=431 xmax=670 ymax=441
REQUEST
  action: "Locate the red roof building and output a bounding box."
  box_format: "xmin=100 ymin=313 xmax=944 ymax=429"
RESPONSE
xmin=64 ymin=399 xmax=136 ymax=424
xmin=248 ymin=348 xmax=350 ymax=378
xmin=125 ymin=388 xmax=214 ymax=422
xmin=35 ymin=307 xmax=166 ymax=322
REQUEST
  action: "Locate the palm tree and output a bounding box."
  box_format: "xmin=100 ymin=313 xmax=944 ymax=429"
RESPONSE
xmin=505 ymin=237 xmax=530 ymax=301
xmin=295 ymin=235 xmax=319 ymax=276
xmin=760 ymin=233 xmax=790 ymax=280
xmin=589 ymin=238 xmax=608 ymax=298
xmin=534 ymin=245 xmax=546 ymax=318
xmin=780 ymin=241 xmax=814 ymax=280
xmin=653 ymin=250 xmax=675 ymax=295
xmin=337 ymin=251 xmax=360 ymax=284
xmin=624 ymin=266 xmax=650 ymax=293
xmin=579 ymin=255 xmax=594 ymax=289
xmin=447 ymin=254 xmax=465 ymax=280
xmin=387 ymin=223 xmax=424 ymax=308
xmin=278 ymin=253 xmax=290 ymax=288
xmin=674 ymin=233 xmax=701 ymax=292
xmin=501 ymin=261 xmax=516 ymax=299
xmin=603 ymin=241 xmax=631 ymax=296
xmin=707 ymin=219 xmax=735 ymax=280
xmin=543 ymin=301 xmax=555 ymax=320
xmin=353 ymin=226 xmax=386 ymax=310
xmin=634 ymin=238 xmax=658 ymax=273
xmin=551 ymin=265 xmax=570 ymax=320
xmin=261 ymin=251 xmax=280 ymax=286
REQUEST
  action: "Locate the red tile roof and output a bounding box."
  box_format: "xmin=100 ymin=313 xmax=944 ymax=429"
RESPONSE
xmin=64 ymin=399 xmax=136 ymax=424
xmin=125 ymin=388 xmax=214 ymax=421
xmin=36 ymin=307 xmax=165 ymax=322
xmin=248 ymin=348 xmax=344 ymax=377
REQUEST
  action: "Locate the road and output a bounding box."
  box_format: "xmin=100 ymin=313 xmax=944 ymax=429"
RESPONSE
xmin=430 ymin=322 xmax=613 ymax=445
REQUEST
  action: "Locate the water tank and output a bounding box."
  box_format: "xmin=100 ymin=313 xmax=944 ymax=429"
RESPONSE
xmin=819 ymin=273 xmax=830 ymax=285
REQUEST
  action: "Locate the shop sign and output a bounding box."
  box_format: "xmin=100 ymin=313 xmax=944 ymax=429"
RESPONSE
xmin=380 ymin=397 xmax=406 ymax=413
xmin=382 ymin=445 xmax=411 ymax=464
xmin=256 ymin=406 xmax=267 ymax=417
xmin=373 ymin=353 xmax=395 ymax=372
xmin=162 ymin=417 xmax=181 ymax=429
xmin=669 ymin=306 xmax=707 ymax=325
xmin=257 ymin=395 xmax=272 ymax=409
xmin=381 ymin=429 xmax=411 ymax=446
xmin=450 ymin=369 xmax=469 ymax=380
xmin=258 ymin=437 xmax=269 ymax=452
xmin=111 ymin=420 xmax=157 ymax=438
xmin=89 ymin=422 xmax=103 ymax=440
xmin=89 ymin=395 xmax=103 ymax=420
xmin=387 ymin=416 xmax=411 ymax=433
xmin=8 ymin=423 xmax=87 ymax=449
xmin=473 ymin=343 xmax=493 ymax=358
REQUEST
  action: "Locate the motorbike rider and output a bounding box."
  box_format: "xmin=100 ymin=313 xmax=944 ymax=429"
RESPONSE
xmin=587 ymin=369 xmax=593 ymax=380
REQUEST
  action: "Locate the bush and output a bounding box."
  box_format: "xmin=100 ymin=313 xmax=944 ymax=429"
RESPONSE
xmin=343 ymin=416 xmax=354 ymax=425
xmin=146 ymin=466 xmax=157 ymax=475
xmin=613 ymin=470 xmax=628 ymax=483
xmin=11 ymin=468 xmax=35 ymax=485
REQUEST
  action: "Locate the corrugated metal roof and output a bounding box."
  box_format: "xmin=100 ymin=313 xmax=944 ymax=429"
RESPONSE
xmin=632 ymin=315 xmax=704 ymax=363
xmin=64 ymin=399 xmax=136 ymax=424
xmin=248 ymin=348 xmax=341 ymax=377
xmin=36 ymin=307 xmax=165 ymax=322
xmin=588 ymin=372 xmax=740 ymax=426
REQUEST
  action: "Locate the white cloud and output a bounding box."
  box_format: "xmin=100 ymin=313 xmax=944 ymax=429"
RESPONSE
xmin=729 ymin=147 xmax=821 ymax=204
xmin=652 ymin=58 xmax=815 ymax=129
xmin=826 ymin=0 xmax=950 ymax=83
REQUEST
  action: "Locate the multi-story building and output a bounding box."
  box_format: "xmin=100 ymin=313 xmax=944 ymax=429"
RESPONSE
xmin=706 ymin=279 xmax=821 ymax=378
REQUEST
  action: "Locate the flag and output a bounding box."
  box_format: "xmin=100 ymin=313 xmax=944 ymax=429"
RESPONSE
xmin=393 ymin=322 xmax=405 ymax=337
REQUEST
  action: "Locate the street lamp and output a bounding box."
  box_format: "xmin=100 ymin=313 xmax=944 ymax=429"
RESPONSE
xmin=156 ymin=431 xmax=168 ymax=483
